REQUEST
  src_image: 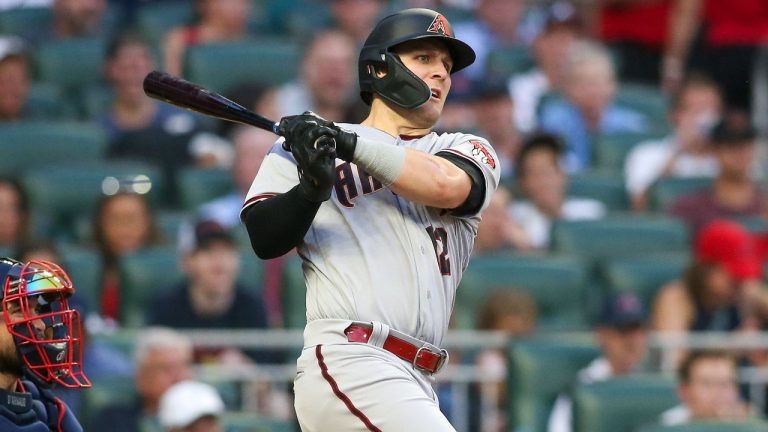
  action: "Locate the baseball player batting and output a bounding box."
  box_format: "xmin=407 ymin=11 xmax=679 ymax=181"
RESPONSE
xmin=241 ymin=8 xmax=500 ymax=431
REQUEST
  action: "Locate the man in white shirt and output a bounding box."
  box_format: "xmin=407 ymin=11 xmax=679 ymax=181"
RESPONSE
xmin=624 ymin=74 xmax=722 ymax=211
xmin=548 ymin=293 xmax=649 ymax=432
xmin=510 ymin=133 xmax=605 ymax=250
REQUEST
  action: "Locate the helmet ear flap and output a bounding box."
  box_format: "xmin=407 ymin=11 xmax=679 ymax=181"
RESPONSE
xmin=369 ymin=52 xmax=431 ymax=110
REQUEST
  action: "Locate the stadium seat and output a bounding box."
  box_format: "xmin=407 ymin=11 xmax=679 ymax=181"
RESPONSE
xmin=177 ymin=167 xmax=234 ymax=211
xmin=457 ymin=254 xmax=590 ymax=330
xmin=638 ymin=421 xmax=768 ymax=432
xmin=136 ymin=1 xmax=196 ymax=44
xmin=0 ymin=7 xmax=51 ymax=34
xmin=118 ymin=247 xmax=183 ymax=327
xmin=185 ymin=40 xmax=301 ymax=92
xmin=602 ymin=252 xmax=690 ymax=308
xmin=26 ymin=83 xmax=79 ymax=120
xmin=156 ymin=210 xmax=188 ymax=245
xmin=21 ymin=161 xmax=163 ymax=238
xmin=281 ymin=255 xmax=306 ymax=329
xmin=486 ymin=46 xmax=535 ymax=77
xmin=507 ymin=336 xmax=600 ymax=432
xmin=649 ymin=177 xmax=713 ymax=212
xmin=0 ymin=122 xmax=106 ymax=175
xmin=594 ymin=130 xmax=669 ymax=174
xmin=238 ymin=251 xmax=266 ymax=293
xmin=34 ymin=38 xmax=107 ymax=91
xmin=551 ymin=215 xmax=690 ymax=261
xmin=80 ymin=376 xmax=136 ymax=427
xmin=80 ymin=85 xmax=114 ymax=120
xmin=615 ymin=84 xmax=670 ymax=129
xmin=220 ymin=412 xmax=295 ymax=432
xmin=572 ymin=375 xmax=678 ymax=432
xmin=59 ymin=245 xmax=102 ymax=311
xmin=568 ymin=172 xmax=629 ymax=211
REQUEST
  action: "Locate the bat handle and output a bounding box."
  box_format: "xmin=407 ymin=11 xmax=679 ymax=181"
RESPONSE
xmin=271 ymin=122 xmax=281 ymax=135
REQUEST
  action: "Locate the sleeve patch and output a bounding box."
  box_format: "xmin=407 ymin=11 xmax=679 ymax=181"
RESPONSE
xmin=470 ymin=140 xmax=496 ymax=169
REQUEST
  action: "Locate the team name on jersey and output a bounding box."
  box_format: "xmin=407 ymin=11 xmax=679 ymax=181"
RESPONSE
xmin=334 ymin=162 xmax=384 ymax=208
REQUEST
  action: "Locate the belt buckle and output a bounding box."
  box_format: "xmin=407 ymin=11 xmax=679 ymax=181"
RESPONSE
xmin=413 ymin=346 xmax=449 ymax=374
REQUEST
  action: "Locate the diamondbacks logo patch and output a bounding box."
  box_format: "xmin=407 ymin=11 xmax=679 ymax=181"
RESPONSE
xmin=470 ymin=140 xmax=496 ymax=169
xmin=427 ymin=14 xmax=452 ymax=37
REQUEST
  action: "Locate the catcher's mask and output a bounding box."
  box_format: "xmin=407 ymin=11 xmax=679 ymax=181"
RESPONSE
xmin=0 ymin=258 xmax=90 ymax=388
xmin=358 ymin=8 xmax=476 ymax=109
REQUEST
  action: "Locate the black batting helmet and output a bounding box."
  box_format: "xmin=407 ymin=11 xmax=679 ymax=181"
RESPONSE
xmin=358 ymin=8 xmax=476 ymax=109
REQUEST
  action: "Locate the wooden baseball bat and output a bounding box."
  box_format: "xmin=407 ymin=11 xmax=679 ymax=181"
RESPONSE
xmin=142 ymin=70 xmax=281 ymax=135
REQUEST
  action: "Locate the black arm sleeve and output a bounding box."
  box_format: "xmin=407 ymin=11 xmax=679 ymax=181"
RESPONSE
xmin=242 ymin=185 xmax=322 ymax=259
xmin=436 ymin=151 xmax=486 ymax=217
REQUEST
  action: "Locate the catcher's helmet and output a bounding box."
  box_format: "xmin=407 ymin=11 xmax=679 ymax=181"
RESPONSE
xmin=0 ymin=258 xmax=90 ymax=388
xmin=359 ymin=8 xmax=476 ymax=109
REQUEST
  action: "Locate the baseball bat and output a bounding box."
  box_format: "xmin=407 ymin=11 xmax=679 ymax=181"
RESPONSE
xmin=142 ymin=70 xmax=281 ymax=135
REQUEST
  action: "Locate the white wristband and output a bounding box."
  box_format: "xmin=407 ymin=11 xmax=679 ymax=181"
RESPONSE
xmin=352 ymin=136 xmax=406 ymax=186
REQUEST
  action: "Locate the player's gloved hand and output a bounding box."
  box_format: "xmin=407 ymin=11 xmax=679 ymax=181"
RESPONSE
xmin=327 ymin=125 xmax=357 ymax=162
xmin=279 ymin=111 xmax=335 ymax=151
xmin=285 ymin=121 xmax=337 ymax=202
xmin=279 ymin=111 xmax=358 ymax=162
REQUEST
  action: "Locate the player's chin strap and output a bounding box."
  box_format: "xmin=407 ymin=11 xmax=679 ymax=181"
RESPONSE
xmin=371 ymin=52 xmax=431 ymax=109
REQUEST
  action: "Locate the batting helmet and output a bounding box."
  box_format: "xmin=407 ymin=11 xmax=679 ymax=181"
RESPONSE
xmin=0 ymin=258 xmax=90 ymax=388
xmin=359 ymin=8 xmax=476 ymax=109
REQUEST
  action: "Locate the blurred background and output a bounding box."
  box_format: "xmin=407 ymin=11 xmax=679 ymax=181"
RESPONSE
xmin=0 ymin=0 xmax=767 ymax=431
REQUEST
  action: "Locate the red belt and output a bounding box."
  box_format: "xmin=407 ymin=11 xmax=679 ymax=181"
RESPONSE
xmin=344 ymin=323 xmax=449 ymax=374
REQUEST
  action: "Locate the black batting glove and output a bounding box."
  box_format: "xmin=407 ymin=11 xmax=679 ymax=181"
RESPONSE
xmin=279 ymin=111 xmax=335 ymax=151
xmin=329 ymin=126 xmax=357 ymax=162
xmin=286 ymin=122 xmax=337 ymax=202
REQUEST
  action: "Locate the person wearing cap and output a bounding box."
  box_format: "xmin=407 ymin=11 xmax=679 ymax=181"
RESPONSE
xmin=147 ymin=220 xmax=271 ymax=364
xmin=158 ymin=380 xmax=224 ymax=432
xmin=548 ymin=293 xmax=649 ymax=432
xmin=669 ymin=116 xmax=764 ymax=233
xmin=653 ymin=219 xmax=768 ymax=360
xmin=471 ymin=79 xmax=522 ymax=183
xmin=0 ymin=36 xmax=32 ymax=122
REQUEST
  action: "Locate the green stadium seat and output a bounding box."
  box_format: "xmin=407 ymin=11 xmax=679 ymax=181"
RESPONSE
xmin=507 ymin=336 xmax=600 ymax=432
xmin=568 ymin=172 xmax=629 ymax=211
xmin=238 ymin=251 xmax=265 ymax=293
xmin=80 ymin=85 xmax=114 ymax=120
xmin=221 ymin=412 xmax=295 ymax=432
xmin=26 ymin=83 xmax=79 ymax=120
xmin=0 ymin=7 xmax=51 ymax=34
xmin=572 ymin=375 xmax=678 ymax=432
xmin=156 ymin=210 xmax=188 ymax=245
xmin=136 ymin=1 xmax=196 ymax=44
xmin=551 ymin=215 xmax=690 ymax=261
xmin=59 ymin=245 xmax=102 ymax=311
xmin=486 ymin=46 xmax=535 ymax=77
xmin=281 ymin=255 xmax=306 ymax=329
xmin=615 ymin=84 xmax=670 ymax=129
xmin=177 ymin=167 xmax=234 ymax=211
xmin=603 ymin=253 xmax=689 ymax=308
xmin=0 ymin=122 xmax=106 ymax=175
xmin=594 ymin=130 xmax=670 ymax=174
xmin=21 ymin=161 xmax=163 ymax=237
xmin=185 ymin=40 xmax=301 ymax=92
xmin=638 ymin=421 xmax=768 ymax=432
xmin=119 ymin=247 xmax=183 ymax=327
xmin=80 ymin=376 xmax=136 ymax=426
xmin=34 ymin=38 xmax=107 ymax=91
xmin=649 ymin=177 xmax=713 ymax=212
xmin=457 ymin=254 xmax=590 ymax=330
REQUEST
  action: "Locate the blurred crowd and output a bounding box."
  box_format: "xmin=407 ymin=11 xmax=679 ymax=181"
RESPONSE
xmin=1 ymin=0 xmax=768 ymax=431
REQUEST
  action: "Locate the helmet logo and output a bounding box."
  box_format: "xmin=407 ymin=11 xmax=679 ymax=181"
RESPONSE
xmin=427 ymin=14 xmax=452 ymax=37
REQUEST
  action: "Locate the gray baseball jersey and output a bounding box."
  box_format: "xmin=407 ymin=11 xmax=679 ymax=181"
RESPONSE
xmin=241 ymin=123 xmax=500 ymax=346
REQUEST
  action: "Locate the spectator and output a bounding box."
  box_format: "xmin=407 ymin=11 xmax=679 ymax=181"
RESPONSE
xmin=329 ymin=0 xmax=385 ymax=44
xmin=100 ymin=32 xmax=224 ymax=201
xmin=624 ymin=74 xmax=722 ymax=211
xmin=474 ymin=188 xmax=532 ymax=254
xmin=0 ymin=36 xmax=33 ymax=122
xmin=653 ymin=219 xmax=768 ymax=335
xmin=548 ymin=293 xmax=649 ymax=432
xmin=93 ymin=190 xmax=164 ymax=326
xmin=148 ymin=220 xmax=271 ymax=364
xmin=510 ymin=134 xmax=606 ymax=250
xmin=49 ymin=0 xmax=108 ymax=40
xmin=274 ymin=29 xmax=357 ymax=122
xmin=539 ymin=40 xmax=648 ymax=172
xmin=474 ymin=289 xmax=538 ymax=432
xmin=0 ymin=176 xmax=31 ymax=253
xmin=660 ymin=350 xmax=750 ymax=425
xmin=509 ymin=5 xmax=583 ymax=134
xmin=163 ymin=0 xmax=253 ymax=77
xmin=664 ymin=0 xmax=768 ymax=113
xmin=88 ymin=327 xmax=194 ymax=432
xmin=158 ymin=380 xmax=225 ymax=432
xmin=669 ymin=116 xmax=764 ymax=233
xmin=452 ymin=0 xmax=530 ymax=84
xmin=472 ymin=80 xmax=522 ymax=180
